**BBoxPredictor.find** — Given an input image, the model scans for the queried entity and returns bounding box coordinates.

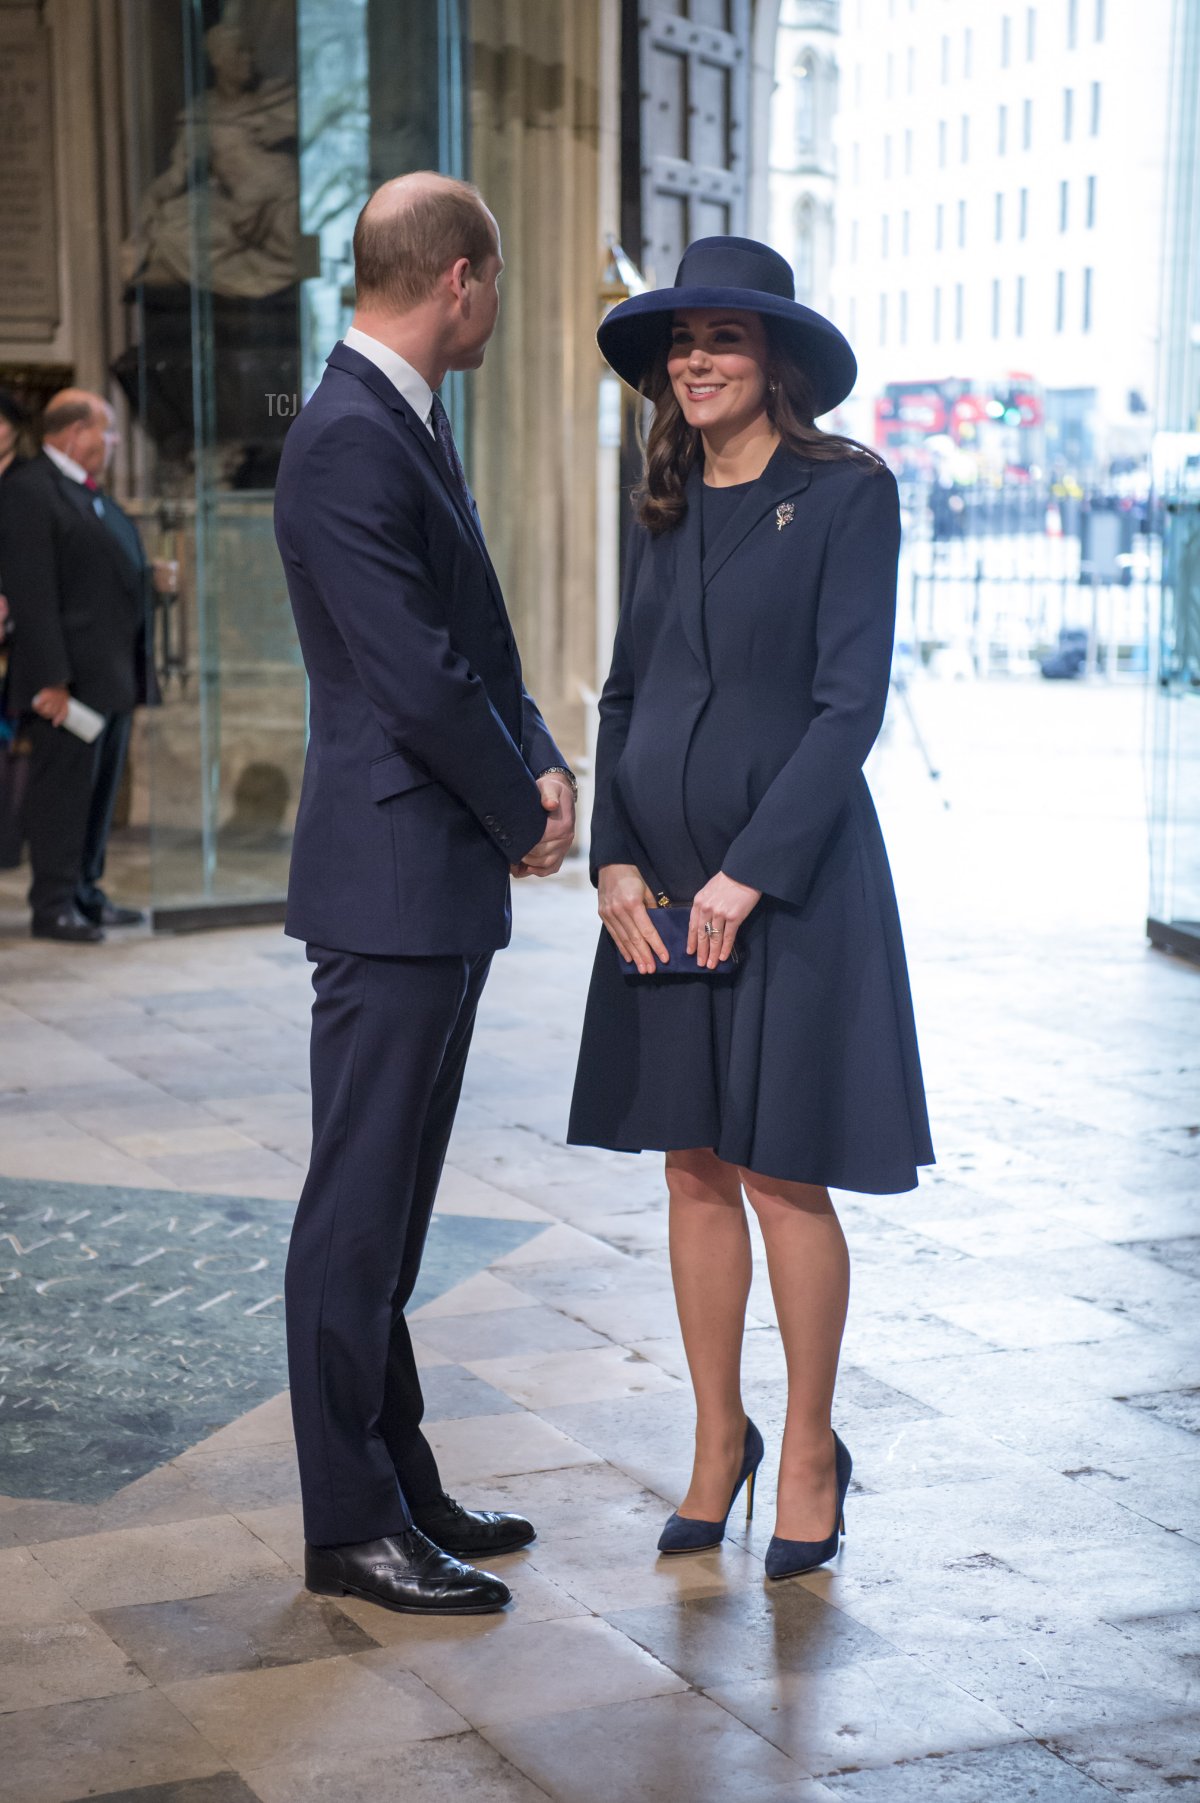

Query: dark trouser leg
[285,946,486,1547]
[378,952,493,1507]
[76,711,132,913]
[25,715,94,918]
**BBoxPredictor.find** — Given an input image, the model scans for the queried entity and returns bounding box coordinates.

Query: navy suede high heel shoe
[657,1418,765,1555]
[764,1430,852,1580]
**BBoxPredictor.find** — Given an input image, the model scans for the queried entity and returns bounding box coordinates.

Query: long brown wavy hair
[632,317,883,536]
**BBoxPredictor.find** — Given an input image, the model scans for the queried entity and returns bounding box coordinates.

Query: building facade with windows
[829,0,1172,473]
[765,0,840,318]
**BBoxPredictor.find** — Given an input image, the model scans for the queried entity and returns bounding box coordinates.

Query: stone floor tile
[607,1581,893,1689]
[30,1516,291,1610]
[410,1304,607,1361]
[171,1445,301,1514]
[244,1727,553,1803]
[0,1465,228,1551]
[0,1545,88,1625]
[418,1362,525,1422]
[491,1221,630,1266]
[709,1652,1022,1775]
[409,1271,541,1319]
[184,1394,295,1458]
[464,1343,682,1410]
[231,1505,304,1576]
[93,1577,377,1683]
[390,1613,685,1727]
[331,1560,586,1644]
[927,1292,1140,1349]
[0,1615,149,1712]
[422,1410,603,1487]
[1042,1713,1200,1800]
[66,1776,263,1803]
[482,1689,828,1803]
[434,1166,555,1222]
[1,1690,229,1803]
[165,1656,466,1770]
[818,1739,1120,1799]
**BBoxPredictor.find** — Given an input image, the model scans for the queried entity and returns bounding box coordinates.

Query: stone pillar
[468,0,605,759]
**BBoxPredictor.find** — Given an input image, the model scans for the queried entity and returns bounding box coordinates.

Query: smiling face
[666,308,771,435]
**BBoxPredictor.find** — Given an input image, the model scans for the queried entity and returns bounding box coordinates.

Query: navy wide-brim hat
[598,235,857,419]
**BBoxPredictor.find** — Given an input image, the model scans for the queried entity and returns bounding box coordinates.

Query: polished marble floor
[0,682,1198,1802]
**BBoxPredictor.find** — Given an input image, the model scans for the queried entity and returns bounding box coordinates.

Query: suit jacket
[0,453,151,718]
[274,341,565,957]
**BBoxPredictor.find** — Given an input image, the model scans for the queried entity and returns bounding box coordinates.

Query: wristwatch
[538,765,578,798]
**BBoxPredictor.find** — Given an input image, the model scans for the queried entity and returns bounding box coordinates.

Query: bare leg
[740,1169,850,1541]
[666,1148,753,1520]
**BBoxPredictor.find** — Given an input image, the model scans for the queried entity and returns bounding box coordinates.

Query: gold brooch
[775,502,795,531]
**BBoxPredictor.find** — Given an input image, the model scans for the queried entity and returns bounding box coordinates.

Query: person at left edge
[0,390,166,943]
[274,172,576,1618]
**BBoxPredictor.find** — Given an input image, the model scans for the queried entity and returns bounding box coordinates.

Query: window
[1059,179,1069,231]
[1055,269,1065,331]
[1015,273,1025,336]
[964,27,973,76]
[1082,266,1093,331]
[854,63,863,105]
[1095,0,1105,40]
[955,282,964,340]
[961,114,970,161]
[998,105,1008,155]
[958,198,967,247]
[941,34,950,82]
[882,214,890,257]
[1001,14,1012,65]
[794,52,816,156]
[904,128,913,175]
[853,142,861,183]
[1019,187,1029,236]
[1086,174,1096,227]
[1026,5,1036,58]
[902,209,911,255]
[886,52,894,98]
[848,297,857,339]
[906,48,916,94]
[933,284,942,342]
[995,192,1004,240]
[1090,81,1101,134]
[1023,97,1033,148]
[935,201,945,250]
[938,120,947,168]
[900,290,909,344]
[794,201,815,300]
[992,278,1001,338]
[850,218,859,260]
[884,135,893,178]
[1064,88,1074,141]
[879,293,888,345]
[1067,0,1078,47]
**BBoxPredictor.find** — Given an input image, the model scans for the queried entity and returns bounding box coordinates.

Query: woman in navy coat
[568,238,933,1579]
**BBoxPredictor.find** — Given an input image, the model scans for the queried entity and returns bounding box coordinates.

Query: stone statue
[122,20,300,299]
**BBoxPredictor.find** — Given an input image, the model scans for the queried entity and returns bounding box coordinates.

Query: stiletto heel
[765,1431,852,1581]
[658,1418,765,1555]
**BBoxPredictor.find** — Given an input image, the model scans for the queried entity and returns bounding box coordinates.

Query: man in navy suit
[275,172,575,1616]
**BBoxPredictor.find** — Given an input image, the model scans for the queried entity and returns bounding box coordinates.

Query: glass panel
[1149,491,1200,953]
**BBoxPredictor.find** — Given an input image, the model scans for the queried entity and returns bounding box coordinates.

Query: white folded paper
[62,699,106,744]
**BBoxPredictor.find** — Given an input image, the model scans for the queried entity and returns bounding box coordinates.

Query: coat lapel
[700,446,813,589]
[324,344,517,657]
[48,460,141,599]
[674,466,708,673]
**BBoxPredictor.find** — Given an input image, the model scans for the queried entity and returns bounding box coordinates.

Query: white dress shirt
[43,443,90,485]
[342,327,435,435]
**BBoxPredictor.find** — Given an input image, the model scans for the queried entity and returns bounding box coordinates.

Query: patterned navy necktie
[428,392,480,531]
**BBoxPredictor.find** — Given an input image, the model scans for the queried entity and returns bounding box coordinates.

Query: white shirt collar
[343,327,435,435]
[44,443,90,485]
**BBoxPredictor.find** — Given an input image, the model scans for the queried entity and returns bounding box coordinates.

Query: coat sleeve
[288,414,547,863]
[722,466,900,907]
[588,519,648,880]
[520,686,568,782]
[0,473,72,698]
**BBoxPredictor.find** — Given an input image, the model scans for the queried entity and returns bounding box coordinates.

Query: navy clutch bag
[616,902,740,979]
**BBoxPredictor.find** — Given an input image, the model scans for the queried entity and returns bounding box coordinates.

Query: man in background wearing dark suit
[0,391,160,943]
[274,173,575,1617]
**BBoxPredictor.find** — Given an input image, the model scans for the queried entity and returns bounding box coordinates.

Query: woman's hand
[598,864,669,976]
[689,871,762,969]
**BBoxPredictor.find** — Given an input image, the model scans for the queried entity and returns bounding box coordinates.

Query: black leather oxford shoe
[304,1528,511,1615]
[410,1491,536,1557]
[31,907,104,944]
[77,897,145,928]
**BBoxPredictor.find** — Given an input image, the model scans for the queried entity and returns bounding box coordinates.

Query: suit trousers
[286,944,492,1547]
[25,715,96,918]
[77,711,132,911]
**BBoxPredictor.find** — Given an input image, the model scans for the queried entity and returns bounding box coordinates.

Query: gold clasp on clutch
[655,892,671,908]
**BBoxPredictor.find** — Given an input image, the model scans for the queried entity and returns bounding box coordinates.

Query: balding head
[42,388,115,480]
[353,173,499,315]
